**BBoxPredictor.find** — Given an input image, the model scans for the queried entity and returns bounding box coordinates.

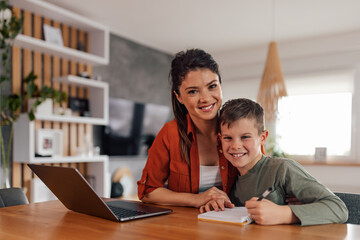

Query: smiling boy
[201,98,348,226]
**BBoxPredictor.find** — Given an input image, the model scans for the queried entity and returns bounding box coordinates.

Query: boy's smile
[220,118,268,176]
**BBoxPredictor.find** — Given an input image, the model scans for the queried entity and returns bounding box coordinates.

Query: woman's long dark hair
[169,49,221,164]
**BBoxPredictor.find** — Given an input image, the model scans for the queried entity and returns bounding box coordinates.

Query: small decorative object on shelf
[93,74,102,81]
[35,129,63,157]
[53,107,72,116]
[28,98,53,115]
[43,24,63,46]
[76,134,95,158]
[314,147,327,163]
[68,97,90,117]
[78,71,90,79]
[77,41,86,52]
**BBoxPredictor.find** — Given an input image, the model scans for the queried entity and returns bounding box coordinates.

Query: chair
[334,192,360,224]
[0,188,29,208]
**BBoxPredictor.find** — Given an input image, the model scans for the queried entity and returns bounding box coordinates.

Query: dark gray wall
[93,34,173,106]
[92,34,173,153]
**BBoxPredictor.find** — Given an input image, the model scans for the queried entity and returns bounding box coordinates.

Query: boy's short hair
[219,98,265,134]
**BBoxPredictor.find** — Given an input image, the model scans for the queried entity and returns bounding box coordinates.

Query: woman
[137,49,238,208]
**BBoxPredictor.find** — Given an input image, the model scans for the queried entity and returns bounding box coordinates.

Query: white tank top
[198,165,222,193]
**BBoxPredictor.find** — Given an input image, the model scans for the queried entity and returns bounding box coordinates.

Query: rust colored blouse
[137,115,238,200]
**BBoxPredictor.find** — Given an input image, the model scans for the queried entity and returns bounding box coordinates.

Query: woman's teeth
[200,104,213,110]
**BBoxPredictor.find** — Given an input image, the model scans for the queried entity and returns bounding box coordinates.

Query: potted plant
[0,0,23,188]
[24,70,67,121]
[0,0,66,188]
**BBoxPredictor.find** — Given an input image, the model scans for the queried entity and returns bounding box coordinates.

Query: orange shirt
[137,115,238,200]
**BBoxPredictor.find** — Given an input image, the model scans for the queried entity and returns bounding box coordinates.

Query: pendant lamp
[257,41,287,121]
[257,0,287,122]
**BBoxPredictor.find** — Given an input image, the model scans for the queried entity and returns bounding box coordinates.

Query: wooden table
[0,200,359,240]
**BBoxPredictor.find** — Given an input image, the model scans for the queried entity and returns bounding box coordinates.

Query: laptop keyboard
[107,205,147,218]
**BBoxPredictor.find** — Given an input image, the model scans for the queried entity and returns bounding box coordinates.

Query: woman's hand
[199,198,234,213]
[245,197,299,225]
[194,187,230,208]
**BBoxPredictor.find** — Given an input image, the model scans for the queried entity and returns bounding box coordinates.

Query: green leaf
[5,94,21,112]
[28,111,35,121]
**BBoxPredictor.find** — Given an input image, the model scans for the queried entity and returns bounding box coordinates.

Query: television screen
[108,98,134,137]
[143,103,171,136]
[101,98,171,156]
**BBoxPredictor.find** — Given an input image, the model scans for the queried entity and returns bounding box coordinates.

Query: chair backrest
[334,192,360,224]
[0,188,29,208]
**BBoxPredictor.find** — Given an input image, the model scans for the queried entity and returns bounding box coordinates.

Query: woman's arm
[142,187,231,208]
[199,198,235,213]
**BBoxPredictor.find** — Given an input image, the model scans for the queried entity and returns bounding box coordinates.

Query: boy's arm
[281,160,348,226]
[245,198,299,225]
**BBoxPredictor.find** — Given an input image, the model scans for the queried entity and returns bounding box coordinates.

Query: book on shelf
[198,207,253,225]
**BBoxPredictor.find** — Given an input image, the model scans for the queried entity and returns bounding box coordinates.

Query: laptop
[28,164,172,222]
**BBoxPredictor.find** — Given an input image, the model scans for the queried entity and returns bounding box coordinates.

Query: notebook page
[198,207,253,225]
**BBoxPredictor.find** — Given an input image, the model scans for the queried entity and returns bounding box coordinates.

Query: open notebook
[198,207,253,225]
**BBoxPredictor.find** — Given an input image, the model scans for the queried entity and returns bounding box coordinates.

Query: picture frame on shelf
[35,129,63,157]
[43,24,64,46]
[314,147,327,162]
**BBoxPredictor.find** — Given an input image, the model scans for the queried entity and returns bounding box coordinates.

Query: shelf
[10,0,109,66]
[31,155,109,164]
[34,114,107,125]
[53,75,108,88]
[14,35,108,65]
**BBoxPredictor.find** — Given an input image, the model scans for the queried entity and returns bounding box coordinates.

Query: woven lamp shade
[257,41,287,121]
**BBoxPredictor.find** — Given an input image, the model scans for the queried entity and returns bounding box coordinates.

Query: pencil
[257,187,273,201]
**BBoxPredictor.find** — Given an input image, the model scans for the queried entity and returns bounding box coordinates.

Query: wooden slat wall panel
[61,24,70,156]
[70,27,77,97]
[33,15,42,92]
[22,9,33,199]
[33,14,42,39]
[77,30,85,98]
[11,7,22,188]
[11,7,92,196]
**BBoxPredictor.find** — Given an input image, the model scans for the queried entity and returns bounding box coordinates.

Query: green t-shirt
[229,155,348,226]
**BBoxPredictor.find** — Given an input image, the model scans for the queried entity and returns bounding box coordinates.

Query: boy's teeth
[233,153,245,157]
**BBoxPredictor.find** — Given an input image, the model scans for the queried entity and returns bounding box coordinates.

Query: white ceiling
[43,0,360,55]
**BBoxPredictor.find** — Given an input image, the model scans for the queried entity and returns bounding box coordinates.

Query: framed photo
[35,129,63,157]
[314,147,327,162]
[43,24,64,46]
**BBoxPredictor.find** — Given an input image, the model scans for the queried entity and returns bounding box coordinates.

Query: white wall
[215,30,360,193]
[303,165,360,194]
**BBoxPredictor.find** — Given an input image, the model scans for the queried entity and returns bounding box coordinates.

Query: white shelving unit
[9,0,109,66]
[10,0,110,198]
